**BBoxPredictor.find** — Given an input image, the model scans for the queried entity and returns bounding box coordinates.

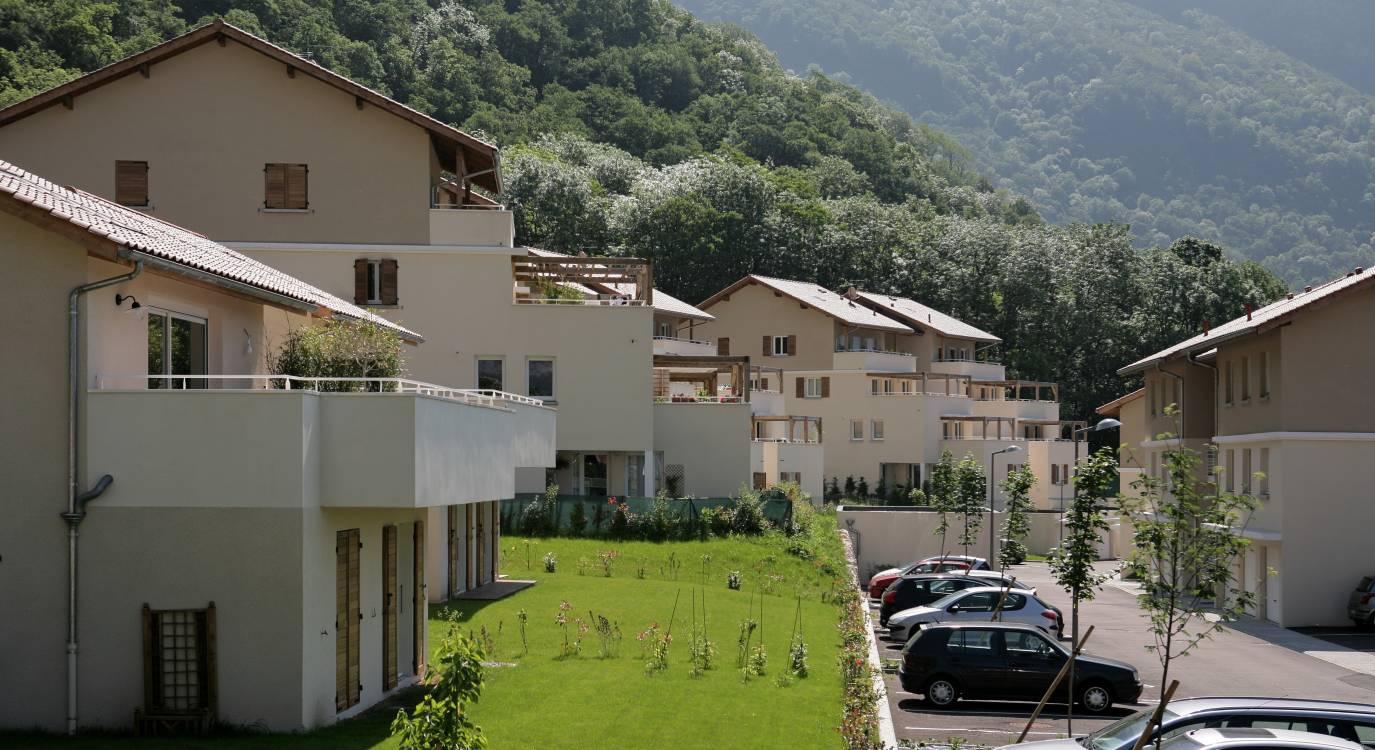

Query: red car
[867,560,971,598]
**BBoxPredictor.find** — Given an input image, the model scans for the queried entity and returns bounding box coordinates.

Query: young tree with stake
[1000,465,1036,567]
[929,450,958,555]
[1048,447,1115,732]
[1123,413,1257,733]
[953,453,986,559]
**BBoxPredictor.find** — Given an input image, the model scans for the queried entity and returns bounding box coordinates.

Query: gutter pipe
[62,259,141,735]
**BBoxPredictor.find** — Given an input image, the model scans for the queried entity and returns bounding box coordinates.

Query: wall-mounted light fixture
[114,293,141,311]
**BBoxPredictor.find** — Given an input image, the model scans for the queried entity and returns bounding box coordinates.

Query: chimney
[1245,303,1253,321]
[1305,285,1313,292]
[1357,266,1366,274]
[1202,319,1210,335]
[1286,293,1294,300]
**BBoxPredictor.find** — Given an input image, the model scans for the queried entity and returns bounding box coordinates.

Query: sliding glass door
[148,309,207,389]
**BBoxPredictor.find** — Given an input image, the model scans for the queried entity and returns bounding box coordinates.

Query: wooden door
[466,504,476,590]
[475,504,485,587]
[335,529,360,711]
[446,505,459,599]
[413,520,426,675]
[382,525,398,691]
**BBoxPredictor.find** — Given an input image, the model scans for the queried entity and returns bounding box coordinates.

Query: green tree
[391,610,487,749]
[952,453,986,558]
[999,465,1036,567]
[268,319,403,389]
[1048,447,1115,731]
[928,450,958,555]
[1123,413,1259,724]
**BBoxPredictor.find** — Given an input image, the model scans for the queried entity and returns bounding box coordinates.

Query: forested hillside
[681,0,1375,285]
[0,0,1285,418]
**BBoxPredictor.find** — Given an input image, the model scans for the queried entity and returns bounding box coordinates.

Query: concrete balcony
[653,336,716,357]
[751,390,785,416]
[930,359,1005,381]
[429,207,515,247]
[833,349,918,372]
[84,379,556,510]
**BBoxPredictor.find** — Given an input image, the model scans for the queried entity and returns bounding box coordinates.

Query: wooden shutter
[380,259,399,305]
[821,377,831,397]
[336,529,360,711]
[475,505,485,587]
[264,164,286,208]
[413,520,426,675]
[761,377,769,390]
[382,525,398,691]
[465,505,476,590]
[489,502,498,582]
[762,336,771,356]
[717,337,730,356]
[286,164,308,209]
[795,377,805,398]
[115,161,148,206]
[753,472,767,490]
[787,334,797,356]
[447,506,459,598]
[354,259,369,304]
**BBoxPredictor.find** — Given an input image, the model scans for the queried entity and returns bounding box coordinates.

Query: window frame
[1241,355,1251,402]
[526,357,555,400]
[771,335,791,356]
[850,419,864,441]
[365,260,383,304]
[475,357,504,392]
[1225,360,1235,404]
[1259,351,1270,398]
[804,376,823,398]
[871,419,885,441]
[146,307,208,390]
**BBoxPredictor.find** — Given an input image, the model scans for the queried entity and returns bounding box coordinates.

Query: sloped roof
[699,275,912,332]
[0,20,499,192]
[0,158,422,341]
[852,291,1000,342]
[1119,269,1374,375]
[1095,388,1144,416]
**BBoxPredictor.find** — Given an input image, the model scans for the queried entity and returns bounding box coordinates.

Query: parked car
[1004,697,1375,750]
[1350,576,1375,629]
[1162,728,1364,750]
[886,586,1061,642]
[879,573,1034,626]
[922,555,992,571]
[868,560,971,598]
[898,622,1140,713]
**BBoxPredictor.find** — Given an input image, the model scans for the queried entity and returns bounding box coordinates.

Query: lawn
[4,514,850,750]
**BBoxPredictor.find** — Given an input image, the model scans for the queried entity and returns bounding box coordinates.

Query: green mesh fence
[499,494,792,535]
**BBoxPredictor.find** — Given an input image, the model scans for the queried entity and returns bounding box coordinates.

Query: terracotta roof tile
[0,159,422,340]
[853,291,999,342]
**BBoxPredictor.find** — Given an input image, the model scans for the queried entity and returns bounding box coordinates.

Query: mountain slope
[680,0,1375,284]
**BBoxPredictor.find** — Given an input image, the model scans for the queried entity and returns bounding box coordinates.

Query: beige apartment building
[697,276,1079,510]
[0,160,553,733]
[0,21,817,539]
[1117,268,1375,627]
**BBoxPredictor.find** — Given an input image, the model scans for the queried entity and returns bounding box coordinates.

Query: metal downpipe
[63,260,141,735]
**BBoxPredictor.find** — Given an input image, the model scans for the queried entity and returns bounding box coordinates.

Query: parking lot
[1294,627,1375,655]
[878,561,1375,747]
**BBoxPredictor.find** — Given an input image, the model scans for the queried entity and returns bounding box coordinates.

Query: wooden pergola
[940,415,1018,440]
[512,255,652,304]
[751,364,784,393]
[866,371,974,396]
[653,354,752,402]
[982,380,1060,402]
[751,415,822,443]
[1017,418,1087,440]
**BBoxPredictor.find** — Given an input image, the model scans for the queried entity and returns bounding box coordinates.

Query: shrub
[543,552,557,573]
[569,500,587,537]
[730,488,770,535]
[391,611,486,749]
[727,570,741,590]
[270,319,403,389]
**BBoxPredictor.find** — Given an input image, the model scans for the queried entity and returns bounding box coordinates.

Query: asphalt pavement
[880,561,1375,747]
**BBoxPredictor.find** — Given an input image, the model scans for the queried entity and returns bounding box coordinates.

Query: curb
[841,528,900,748]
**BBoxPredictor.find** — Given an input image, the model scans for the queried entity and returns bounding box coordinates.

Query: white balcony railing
[833,348,918,373]
[652,335,716,356]
[94,374,552,409]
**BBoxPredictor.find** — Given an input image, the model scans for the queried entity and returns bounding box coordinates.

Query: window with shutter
[335,528,360,711]
[115,161,148,206]
[717,337,730,356]
[763,335,771,357]
[787,334,797,356]
[795,377,805,398]
[264,163,308,209]
[753,472,768,490]
[820,377,830,397]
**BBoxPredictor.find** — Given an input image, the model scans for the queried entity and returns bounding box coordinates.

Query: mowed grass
[440,532,848,749]
[3,518,850,749]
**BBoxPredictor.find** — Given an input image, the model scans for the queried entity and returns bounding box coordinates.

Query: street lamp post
[989,445,1022,570]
